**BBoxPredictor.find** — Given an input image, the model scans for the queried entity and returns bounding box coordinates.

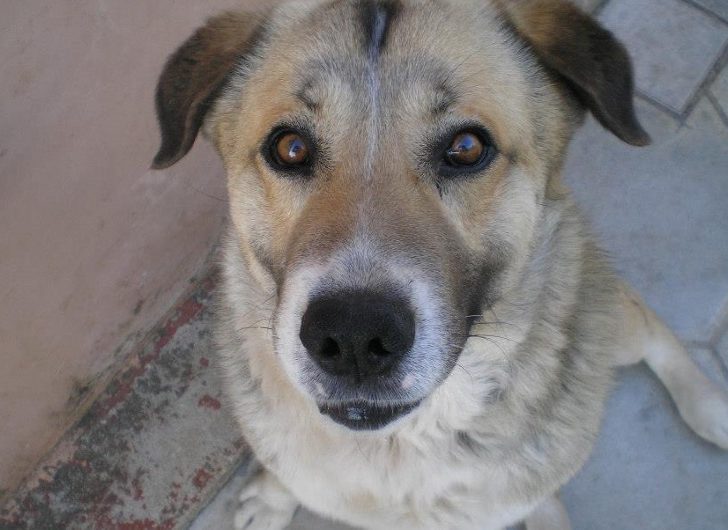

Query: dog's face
[153,0,647,430]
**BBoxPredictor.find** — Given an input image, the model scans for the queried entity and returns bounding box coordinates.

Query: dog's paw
[233,497,295,530]
[678,383,728,450]
[233,472,297,530]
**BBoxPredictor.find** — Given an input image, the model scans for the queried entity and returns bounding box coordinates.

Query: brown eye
[445,132,484,166]
[274,132,309,166]
[437,127,497,178]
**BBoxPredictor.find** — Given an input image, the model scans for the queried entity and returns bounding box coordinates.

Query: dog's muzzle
[299,289,419,429]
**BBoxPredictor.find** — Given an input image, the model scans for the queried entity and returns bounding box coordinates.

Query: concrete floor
[191,0,728,528]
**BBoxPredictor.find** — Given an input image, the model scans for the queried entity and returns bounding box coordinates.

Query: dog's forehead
[270,0,524,111]
[220,0,536,173]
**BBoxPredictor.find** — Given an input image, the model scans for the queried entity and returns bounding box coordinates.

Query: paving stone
[287,509,358,530]
[564,98,728,342]
[719,329,728,368]
[600,0,728,113]
[692,0,728,22]
[710,63,728,115]
[563,353,728,530]
[690,345,728,389]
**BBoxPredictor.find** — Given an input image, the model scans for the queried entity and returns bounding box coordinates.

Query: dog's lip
[318,400,422,431]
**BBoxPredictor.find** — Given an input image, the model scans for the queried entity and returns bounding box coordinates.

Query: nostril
[367,337,391,357]
[319,337,341,358]
[301,291,415,377]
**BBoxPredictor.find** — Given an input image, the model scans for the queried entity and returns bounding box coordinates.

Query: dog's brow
[431,83,458,116]
[295,80,319,112]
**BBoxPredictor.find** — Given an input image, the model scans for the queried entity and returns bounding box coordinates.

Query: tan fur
[151,1,728,528]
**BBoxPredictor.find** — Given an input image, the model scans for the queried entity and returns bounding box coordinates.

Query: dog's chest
[258,413,533,530]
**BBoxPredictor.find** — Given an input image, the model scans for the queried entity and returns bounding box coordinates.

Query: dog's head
[153,0,647,431]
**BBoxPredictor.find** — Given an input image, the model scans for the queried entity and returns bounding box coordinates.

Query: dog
[151,1,728,528]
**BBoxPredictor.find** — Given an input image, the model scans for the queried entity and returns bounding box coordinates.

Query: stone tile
[719,329,728,368]
[563,98,728,342]
[288,510,356,530]
[600,0,727,112]
[710,63,728,115]
[690,345,728,389]
[692,0,728,22]
[563,354,728,530]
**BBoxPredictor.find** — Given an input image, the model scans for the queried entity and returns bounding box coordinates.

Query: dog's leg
[524,495,571,530]
[234,467,298,530]
[616,282,728,449]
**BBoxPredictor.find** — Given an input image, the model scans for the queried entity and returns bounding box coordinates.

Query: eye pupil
[446,132,484,166]
[275,132,309,165]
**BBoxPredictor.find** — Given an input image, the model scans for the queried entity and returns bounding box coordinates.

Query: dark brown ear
[151,11,268,169]
[496,0,650,146]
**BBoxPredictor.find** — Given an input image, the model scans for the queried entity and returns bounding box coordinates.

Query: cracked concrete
[0,274,250,529]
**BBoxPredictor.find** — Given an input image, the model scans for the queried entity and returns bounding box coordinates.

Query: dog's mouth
[318,400,422,430]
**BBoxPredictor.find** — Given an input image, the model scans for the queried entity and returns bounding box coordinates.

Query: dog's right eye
[265,128,313,174]
[429,125,498,180]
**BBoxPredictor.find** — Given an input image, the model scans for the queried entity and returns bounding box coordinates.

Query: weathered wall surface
[0,0,263,494]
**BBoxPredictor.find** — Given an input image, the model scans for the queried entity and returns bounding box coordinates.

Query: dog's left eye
[274,131,309,165]
[446,132,484,166]
[438,128,497,177]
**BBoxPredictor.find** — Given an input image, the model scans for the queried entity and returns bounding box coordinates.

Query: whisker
[455,362,474,384]
[468,333,518,344]
[236,325,273,332]
[470,319,521,330]
[466,334,507,356]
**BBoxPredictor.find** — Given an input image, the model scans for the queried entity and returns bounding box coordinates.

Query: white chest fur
[231,332,535,530]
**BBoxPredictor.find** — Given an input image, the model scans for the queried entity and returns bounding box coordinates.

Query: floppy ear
[152,11,268,169]
[496,0,650,146]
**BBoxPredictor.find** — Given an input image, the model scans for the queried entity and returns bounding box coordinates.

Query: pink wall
[0,0,263,494]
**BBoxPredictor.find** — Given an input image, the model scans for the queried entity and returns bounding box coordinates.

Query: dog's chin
[318,400,422,431]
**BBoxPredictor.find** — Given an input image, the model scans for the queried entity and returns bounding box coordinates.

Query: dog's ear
[496,0,650,146]
[152,11,268,169]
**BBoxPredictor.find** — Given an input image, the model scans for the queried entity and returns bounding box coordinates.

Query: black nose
[299,291,415,379]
